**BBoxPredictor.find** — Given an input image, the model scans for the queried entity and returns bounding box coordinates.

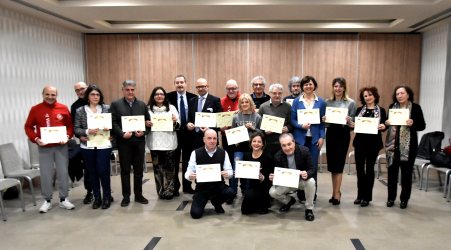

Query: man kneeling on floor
[185,129,234,219]
[269,133,316,221]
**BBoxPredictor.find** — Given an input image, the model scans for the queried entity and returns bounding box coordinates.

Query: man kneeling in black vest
[185,129,234,219]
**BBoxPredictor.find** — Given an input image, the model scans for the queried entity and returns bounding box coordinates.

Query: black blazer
[187,93,222,124]
[167,91,196,128]
[273,145,316,179]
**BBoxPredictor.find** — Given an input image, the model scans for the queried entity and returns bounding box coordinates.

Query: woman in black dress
[241,131,274,215]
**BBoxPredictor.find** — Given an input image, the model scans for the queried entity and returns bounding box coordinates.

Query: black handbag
[430,150,451,168]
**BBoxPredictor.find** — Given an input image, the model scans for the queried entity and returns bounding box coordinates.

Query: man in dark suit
[167,75,197,195]
[186,78,222,149]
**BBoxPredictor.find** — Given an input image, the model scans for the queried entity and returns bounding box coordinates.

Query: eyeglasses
[226,88,238,91]
[89,93,100,96]
[196,85,208,89]
[252,83,264,86]
[75,88,86,93]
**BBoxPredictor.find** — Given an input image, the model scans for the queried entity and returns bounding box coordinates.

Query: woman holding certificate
[146,87,180,200]
[324,77,356,205]
[230,93,262,201]
[385,86,425,209]
[74,85,113,209]
[290,76,326,201]
[241,132,274,214]
[350,86,386,207]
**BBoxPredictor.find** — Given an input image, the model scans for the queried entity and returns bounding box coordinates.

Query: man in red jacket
[24,86,75,213]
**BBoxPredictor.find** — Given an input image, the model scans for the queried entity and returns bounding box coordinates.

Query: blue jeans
[230,151,244,195]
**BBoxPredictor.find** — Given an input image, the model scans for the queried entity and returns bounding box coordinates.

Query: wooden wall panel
[193,34,248,98]
[139,34,193,101]
[85,34,140,103]
[358,33,422,109]
[248,34,302,96]
[303,34,359,100]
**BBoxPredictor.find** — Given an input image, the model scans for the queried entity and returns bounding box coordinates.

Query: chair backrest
[417,131,445,159]
[27,140,39,169]
[0,143,30,175]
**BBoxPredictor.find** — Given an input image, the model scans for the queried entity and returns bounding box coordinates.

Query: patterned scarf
[386,102,412,166]
[357,104,380,119]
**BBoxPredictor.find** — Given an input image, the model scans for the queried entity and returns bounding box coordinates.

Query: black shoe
[354,199,361,205]
[360,200,369,207]
[332,198,340,205]
[83,193,93,204]
[386,200,394,207]
[120,197,130,207]
[258,208,269,214]
[329,197,334,203]
[102,198,111,209]
[173,191,180,197]
[305,209,315,221]
[214,205,225,213]
[226,198,234,205]
[110,196,114,202]
[400,201,408,209]
[135,195,149,204]
[92,198,102,209]
[279,197,296,212]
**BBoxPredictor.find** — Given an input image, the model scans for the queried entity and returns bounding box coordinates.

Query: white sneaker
[39,201,52,213]
[59,198,75,210]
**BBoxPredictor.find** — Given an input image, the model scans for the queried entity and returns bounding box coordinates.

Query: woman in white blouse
[146,87,180,200]
[74,85,112,209]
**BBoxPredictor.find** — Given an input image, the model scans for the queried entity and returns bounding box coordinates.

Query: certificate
[235,161,260,179]
[40,126,67,144]
[121,115,145,132]
[196,164,221,183]
[225,126,250,145]
[151,114,173,132]
[216,112,234,128]
[297,108,320,124]
[285,99,294,106]
[260,114,285,134]
[87,130,111,148]
[195,112,217,128]
[87,113,112,129]
[388,109,409,126]
[354,117,379,135]
[325,107,347,125]
[272,167,300,188]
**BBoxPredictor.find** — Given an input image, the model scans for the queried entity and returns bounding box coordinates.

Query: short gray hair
[288,76,302,90]
[279,132,294,142]
[122,80,136,88]
[251,75,267,85]
[269,83,284,92]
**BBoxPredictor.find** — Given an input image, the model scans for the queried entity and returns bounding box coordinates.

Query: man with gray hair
[283,76,302,102]
[258,83,292,155]
[269,133,316,221]
[110,80,151,207]
[250,75,270,108]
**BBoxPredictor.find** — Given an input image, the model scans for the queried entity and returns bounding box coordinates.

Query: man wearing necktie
[167,75,197,194]
[187,78,222,150]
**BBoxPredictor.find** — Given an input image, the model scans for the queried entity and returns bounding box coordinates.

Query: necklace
[252,150,263,159]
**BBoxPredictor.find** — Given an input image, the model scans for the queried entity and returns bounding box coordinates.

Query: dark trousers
[388,160,413,202]
[355,147,379,201]
[81,148,112,200]
[151,150,176,198]
[190,183,234,219]
[174,131,194,193]
[117,140,145,198]
[241,180,271,214]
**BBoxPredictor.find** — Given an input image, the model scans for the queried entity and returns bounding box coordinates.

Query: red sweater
[24,101,74,147]
[220,92,241,112]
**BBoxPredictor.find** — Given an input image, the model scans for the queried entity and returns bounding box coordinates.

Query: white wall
[419,21,451,145]
[0,7,85,163]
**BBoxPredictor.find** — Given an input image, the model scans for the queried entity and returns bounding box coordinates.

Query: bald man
[185,129,234,219]
[25,86,75,213]
[70,81,93,204]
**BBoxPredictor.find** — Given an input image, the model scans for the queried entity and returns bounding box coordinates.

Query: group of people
[23,74,426,221]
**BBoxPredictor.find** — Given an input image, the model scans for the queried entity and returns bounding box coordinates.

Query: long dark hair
[83,84,104,105]
[147,86,169,111]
